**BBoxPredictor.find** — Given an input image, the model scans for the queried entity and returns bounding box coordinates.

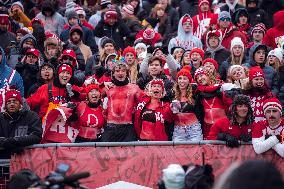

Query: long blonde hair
[128,60,138,83]
[173,82,195,105]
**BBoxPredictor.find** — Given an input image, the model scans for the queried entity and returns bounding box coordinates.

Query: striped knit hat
[122,4,134,15]
[263,98,282,114]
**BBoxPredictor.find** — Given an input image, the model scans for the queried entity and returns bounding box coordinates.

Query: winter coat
[0,30,16,52]
[85,54,99,77]
[168,15,202,53]
[0,109,42,159]
[277,66,284,111]
[76,41,92,64]
[164,5,179,36]
[15,61,39,98]
[124,17,143,47]
[263,10,284,49]
[221,26,247,50]
[135,95,173,141]
[247,7,269,28]
[243,44,279,95]
[0,47,24,96]
[204,48,230,73]
[35,1,65,36]
[179,0,199,18]
[93,17,131,50]
[260,0,284,28]
[220,2,245,16]
[60,24,97,54]
[208,117,252,140]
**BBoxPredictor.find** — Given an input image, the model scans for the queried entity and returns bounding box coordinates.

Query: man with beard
[101,58,142,142]
[208,95,255,148]
[69,25,92,64]
[0,89,42,159]
[0,14,16,51]
[252,98,284,157]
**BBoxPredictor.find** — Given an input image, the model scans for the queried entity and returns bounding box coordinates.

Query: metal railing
[0,160,10,189]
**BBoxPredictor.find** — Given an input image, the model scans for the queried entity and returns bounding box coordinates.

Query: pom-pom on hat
[176,66,192,81]
[5,89,22,104]
[263,98,282,114]
[249,66,264,80]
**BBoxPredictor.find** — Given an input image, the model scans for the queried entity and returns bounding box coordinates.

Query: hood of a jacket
[41,0,55,17]
[273,10,284,30]
[177,14,193,39]
[232,8,249,25]
[248,44,268,67]
[197,0,211,16]
[0,47,7,74]
[226,0,238,10]
[19,34,37,50]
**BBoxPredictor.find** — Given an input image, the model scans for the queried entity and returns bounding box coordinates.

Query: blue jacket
[243,44,278,95]
[0,47,24,96]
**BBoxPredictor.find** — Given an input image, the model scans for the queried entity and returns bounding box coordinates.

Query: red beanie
[85,84,101,94]
[58,64,73,75]
[210,14,218,25]
[263,98,282,114]
[26,48,40,58]
[199,0,210,6]
[5,89,22,104]
[123,46,136,57]
[189,47,205,60]
[150,79,164,91]
[202,58,218,71]
[182,15,193,25]
[249,66,264,80]
[0,14,10,25]
[176,66,192,81]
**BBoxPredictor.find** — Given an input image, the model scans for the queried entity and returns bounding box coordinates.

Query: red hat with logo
[58,64,73,75]
[123,46,136,57]
[182,15,193,25]
[104,6,117,22]
[189,47,205,60]
[26,48,40,58]
[249,66,264,80]
[5,89,22,104]
[202,58,218,71]
[150,79,165,91]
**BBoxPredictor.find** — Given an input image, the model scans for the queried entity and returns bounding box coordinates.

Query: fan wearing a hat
[74,84,105,142]
[0,89,42,159]
[0,14,16,51]
[15,48,40,98]
[27,63,82,120]
[100,57,143,142]
[93,5,131,49]
[248,23,266,49]
[252,98,284,157]
[9,1,31,28]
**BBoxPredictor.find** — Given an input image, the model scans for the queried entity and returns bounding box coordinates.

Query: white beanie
[162,164,185,189]
[11,1,24,11]
[268,48,283,62]
[135,42,147,51]
[230,37,244,51]
[228,65,245,75]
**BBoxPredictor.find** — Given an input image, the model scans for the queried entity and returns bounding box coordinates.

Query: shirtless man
[101,59,142,142]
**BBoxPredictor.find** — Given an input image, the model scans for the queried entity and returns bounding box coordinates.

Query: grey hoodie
[168,14,203,54]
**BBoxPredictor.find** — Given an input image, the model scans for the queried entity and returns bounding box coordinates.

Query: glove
[0,137,17,149]
[217,132,227,141]
[66,102,77,110]
[239,133,252,142]
[225,134,240,148]
[276,135,284,143]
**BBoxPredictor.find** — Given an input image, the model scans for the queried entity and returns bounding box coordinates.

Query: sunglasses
[63,56,73,61]
[220,17,231,22]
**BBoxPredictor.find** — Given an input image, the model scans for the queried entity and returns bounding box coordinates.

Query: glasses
[219,17,231,22]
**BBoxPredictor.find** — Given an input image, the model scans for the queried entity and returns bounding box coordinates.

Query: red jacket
[263,10,284,48]
[208,117,253,140]
[220,25,247,49]
[135,95,173,141]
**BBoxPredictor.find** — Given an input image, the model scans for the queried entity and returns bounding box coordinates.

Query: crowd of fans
[0,0,284,159]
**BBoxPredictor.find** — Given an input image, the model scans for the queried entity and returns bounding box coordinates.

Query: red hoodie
[263,10,284,48]
[192,0,216,39]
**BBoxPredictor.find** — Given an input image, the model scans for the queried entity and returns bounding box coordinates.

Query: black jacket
[179,0,199,17]
[204,48,231,73]
[94,17,131,50]
[247,7,269,28]
[15,62,39,98]
[0,110,42,159]
[124,18,142,47]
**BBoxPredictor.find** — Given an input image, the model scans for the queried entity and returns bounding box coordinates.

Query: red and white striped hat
[122,4,134,15]
[74,6,86,16]
[263,98,282,114]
